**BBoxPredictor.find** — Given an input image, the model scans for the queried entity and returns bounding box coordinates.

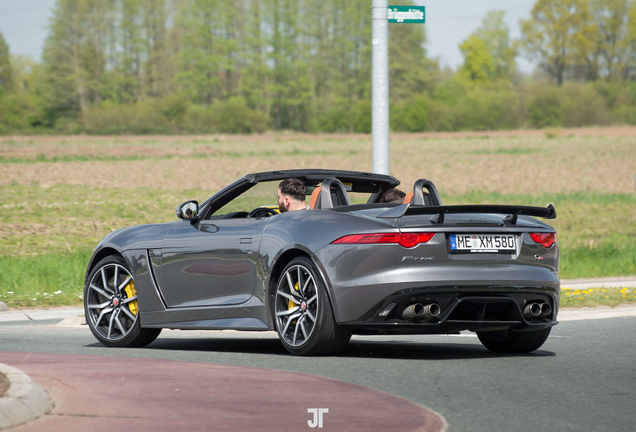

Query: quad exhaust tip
[401,303,441,322]
[523,302,552,320]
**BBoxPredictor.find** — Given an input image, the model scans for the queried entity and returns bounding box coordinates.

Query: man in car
[278,178,308,212]
[378,188,406,204]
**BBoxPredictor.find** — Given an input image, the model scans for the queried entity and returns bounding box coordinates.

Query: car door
[156,218,268,308]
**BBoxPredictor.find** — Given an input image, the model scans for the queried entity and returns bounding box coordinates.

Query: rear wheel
[84,255,161,347]
[477,328,551,353]
[274,256,351,356]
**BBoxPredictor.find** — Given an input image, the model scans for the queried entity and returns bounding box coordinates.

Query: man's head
[278,178,307,212]
[378,188,406,204]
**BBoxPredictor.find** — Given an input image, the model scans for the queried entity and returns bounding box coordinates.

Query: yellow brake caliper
[124,281,139,315]
[289,281,299,323]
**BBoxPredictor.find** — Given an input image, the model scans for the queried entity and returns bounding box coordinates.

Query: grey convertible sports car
[84,169,560,355]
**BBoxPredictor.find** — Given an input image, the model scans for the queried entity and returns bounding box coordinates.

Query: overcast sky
[0,0,537,72]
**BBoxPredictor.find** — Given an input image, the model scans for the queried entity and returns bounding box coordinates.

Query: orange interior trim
[309,187,322,209]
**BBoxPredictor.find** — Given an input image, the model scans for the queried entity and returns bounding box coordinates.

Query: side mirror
[177,200,199,220]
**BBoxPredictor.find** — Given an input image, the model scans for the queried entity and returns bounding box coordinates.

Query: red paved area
[0,352,446,432]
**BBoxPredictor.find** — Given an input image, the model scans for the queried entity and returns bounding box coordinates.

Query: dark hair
[279,178,306,202]
[378,188,406,204]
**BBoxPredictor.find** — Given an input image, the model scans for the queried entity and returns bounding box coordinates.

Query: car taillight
[333,232,435,248]
[529,232,557,248]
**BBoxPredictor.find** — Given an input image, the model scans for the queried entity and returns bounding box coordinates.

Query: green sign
[388,5,425,24]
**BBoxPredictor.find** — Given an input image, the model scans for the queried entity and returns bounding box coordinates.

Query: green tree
[586,0,635,81]
[520,0,597,85]
[459,34,495,83]
[305,0,372,131]
[31,0,440,133]
[42,0,116,115]
[0,32,12,90]
[112,0,145,103]
[177,0,239,104]
[239,0,270,112]
[141,0,170,97]
[389,6,435,102]
[472,11,517,79]
[265,0,312,130]
[628,2,636,80]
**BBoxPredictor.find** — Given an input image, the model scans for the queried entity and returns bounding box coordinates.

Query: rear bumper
[338,287,559,335]
[315,241,560,323]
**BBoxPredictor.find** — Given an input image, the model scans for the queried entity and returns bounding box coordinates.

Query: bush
[561,83,610,127]
[82,101,171,134]
[391,95,431,132]
[609,82,636,125]
[525,83,566,128]
[0,91,45,133]
[158,94,189,123]
[210,97,271,134]
[423,79,524,131]
[459,82,524,130]
[313,97,355,132]
[80,96,270,134]
[525,82,612,129]
[352,99,372,133]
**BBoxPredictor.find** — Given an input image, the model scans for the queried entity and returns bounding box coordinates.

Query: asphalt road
[1,316,634,432]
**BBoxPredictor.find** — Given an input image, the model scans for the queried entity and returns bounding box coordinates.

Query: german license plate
[450,234,517,253]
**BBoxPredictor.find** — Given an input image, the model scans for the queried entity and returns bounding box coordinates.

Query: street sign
[387,6,425,24]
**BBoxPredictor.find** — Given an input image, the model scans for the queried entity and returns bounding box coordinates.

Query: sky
[0,0,537,72]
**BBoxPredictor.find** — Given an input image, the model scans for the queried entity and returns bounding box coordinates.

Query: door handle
[239,238,253,244]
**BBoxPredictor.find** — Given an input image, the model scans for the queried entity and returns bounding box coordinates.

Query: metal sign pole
[371,0,389,175]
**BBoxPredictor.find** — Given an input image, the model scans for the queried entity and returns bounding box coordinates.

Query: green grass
[0,184,207,257]
[447,191,636,279]
[560,286,636,308]
[560,244,636,279]
[0,249,91,308]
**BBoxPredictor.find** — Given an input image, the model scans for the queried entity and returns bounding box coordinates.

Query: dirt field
[1,127,635,196]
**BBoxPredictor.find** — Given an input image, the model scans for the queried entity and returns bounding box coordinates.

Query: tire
[477,327,551,353]
[84,255,161,348]
[273,256,351,356]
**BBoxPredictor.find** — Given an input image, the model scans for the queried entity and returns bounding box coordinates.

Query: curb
[0,308,84,323]
[558,304,636,321]
[0,364,51,430]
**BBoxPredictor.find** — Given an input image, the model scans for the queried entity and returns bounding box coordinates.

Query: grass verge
[0,249,90,308]
[560,286,636,308]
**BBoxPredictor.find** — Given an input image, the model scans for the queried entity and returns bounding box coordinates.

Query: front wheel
[477,328,551,353]
[84,255,161,347]
[273,256,351,356]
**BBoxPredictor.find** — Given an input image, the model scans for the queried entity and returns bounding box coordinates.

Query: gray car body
[85,169,560,336]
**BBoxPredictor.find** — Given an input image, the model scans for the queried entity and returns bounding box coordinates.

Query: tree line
[1,0,636,134]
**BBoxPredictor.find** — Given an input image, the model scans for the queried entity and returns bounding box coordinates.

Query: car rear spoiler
[377,203,557,224]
